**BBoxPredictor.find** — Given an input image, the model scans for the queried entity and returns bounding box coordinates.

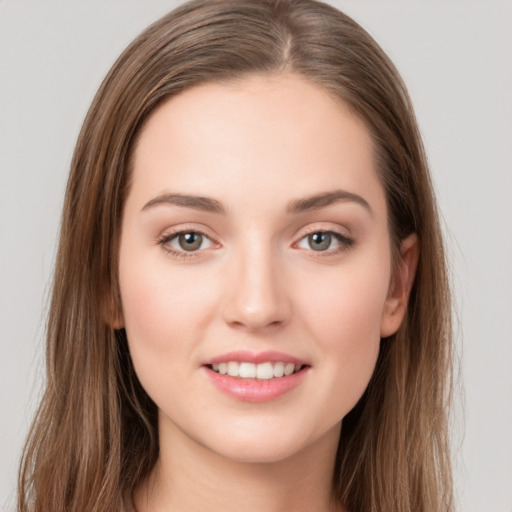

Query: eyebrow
[142,193,225,214]
[141,189,372,216]
[286,190,373,215]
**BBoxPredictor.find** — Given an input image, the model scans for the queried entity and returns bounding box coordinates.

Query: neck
[133,417,345,512]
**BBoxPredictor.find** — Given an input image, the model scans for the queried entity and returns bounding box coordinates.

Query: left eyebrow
[286,189,373,216]
[141,189,372,216]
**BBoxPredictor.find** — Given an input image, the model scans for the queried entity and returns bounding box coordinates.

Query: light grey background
[1,1,511,511]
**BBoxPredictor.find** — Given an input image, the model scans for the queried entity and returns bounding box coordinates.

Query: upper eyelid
[301,228,351,239]
[294,224,353,241]
[157,230,217,258]
[159,230,217,246]
[294,229,353,246]
[156,224,353,247]
[157,224,217,241]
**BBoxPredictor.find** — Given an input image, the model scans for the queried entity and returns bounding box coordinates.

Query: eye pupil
[179,232,202,251]
[309,232,331,251]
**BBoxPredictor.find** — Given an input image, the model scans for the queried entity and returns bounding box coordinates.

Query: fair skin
[117,73,418,512]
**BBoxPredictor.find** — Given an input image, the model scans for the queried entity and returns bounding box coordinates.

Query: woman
[17,0,454,511]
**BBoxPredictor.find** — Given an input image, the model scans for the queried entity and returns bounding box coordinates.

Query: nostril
[227,317,285,333]
[221,265,292,331]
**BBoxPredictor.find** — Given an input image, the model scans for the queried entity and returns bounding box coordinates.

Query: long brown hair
[18,1,454,511]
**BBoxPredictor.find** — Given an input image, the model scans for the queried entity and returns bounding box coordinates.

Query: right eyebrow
[141,193,226,214]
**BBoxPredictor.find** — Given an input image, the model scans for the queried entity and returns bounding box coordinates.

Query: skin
[117,73,418,512]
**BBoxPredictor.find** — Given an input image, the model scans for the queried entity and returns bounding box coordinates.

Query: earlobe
[380,233,419,338]
[101,292,125,330]
[108,309,125,330]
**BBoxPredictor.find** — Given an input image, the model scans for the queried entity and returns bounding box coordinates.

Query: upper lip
[202,350,308,366]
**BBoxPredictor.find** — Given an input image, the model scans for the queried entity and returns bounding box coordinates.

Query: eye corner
[157,228,220,259]
[294,229,355,255]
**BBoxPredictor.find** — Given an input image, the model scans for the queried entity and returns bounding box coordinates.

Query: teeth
[256,362,273,380]
[210,361,304,379]
[273,362,284,378]
[284,363,295,376]
[227,361,239,377]
[239,362,256,378]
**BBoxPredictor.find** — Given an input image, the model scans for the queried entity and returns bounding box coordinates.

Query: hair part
[18,1,454,511]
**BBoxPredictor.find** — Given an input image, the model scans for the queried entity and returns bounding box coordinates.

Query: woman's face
[118,74,411,463]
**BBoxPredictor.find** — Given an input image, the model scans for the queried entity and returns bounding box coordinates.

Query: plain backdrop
[1,1,511,511]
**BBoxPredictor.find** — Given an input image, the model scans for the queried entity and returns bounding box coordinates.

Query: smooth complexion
[117,74,418,512]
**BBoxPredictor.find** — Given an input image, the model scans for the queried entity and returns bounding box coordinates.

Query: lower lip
[203,366,309,402]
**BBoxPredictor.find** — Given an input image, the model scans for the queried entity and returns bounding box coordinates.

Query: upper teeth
[211,361,302,380]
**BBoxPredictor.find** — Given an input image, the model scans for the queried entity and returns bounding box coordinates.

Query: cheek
[118,253,218,380]
[301,257,390,343]
[118,269,212,423]
[296,257,390,409]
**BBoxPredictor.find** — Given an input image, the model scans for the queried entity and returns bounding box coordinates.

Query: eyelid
[292,225,355,254]
[156,223,354,258]
[169,232,213,251]
[298,223,352,237]
[156,225,221,258]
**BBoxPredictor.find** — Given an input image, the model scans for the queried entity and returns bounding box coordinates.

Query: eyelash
[296,229,355,256]
[157,229,354,259]
[157,229,216,259]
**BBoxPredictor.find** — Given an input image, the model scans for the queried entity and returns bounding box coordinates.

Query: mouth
[207,361,306,380]
[202,351,310,402]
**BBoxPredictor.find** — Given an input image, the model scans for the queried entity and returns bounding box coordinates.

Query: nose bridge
[223,232,290,331]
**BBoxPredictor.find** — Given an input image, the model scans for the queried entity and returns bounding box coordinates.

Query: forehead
[129,73,385,216]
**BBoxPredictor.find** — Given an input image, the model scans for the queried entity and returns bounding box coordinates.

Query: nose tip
[228,304,285,332]
[222,256,291,333]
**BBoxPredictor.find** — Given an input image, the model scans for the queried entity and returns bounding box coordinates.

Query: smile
[209,361,303,380]
[203,351,310,402]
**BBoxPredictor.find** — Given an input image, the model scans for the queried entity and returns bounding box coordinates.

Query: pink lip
[202,351,310,403]
[202,350,307,366]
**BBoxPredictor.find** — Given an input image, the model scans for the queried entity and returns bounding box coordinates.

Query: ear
[380,233,419,338]
[108,307,125,330]
[101,290,125,330]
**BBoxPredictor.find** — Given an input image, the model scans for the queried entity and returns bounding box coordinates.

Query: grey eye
[175,232,205,251]
[296,230,352,253]
[307,232,332,251]
[159,230,215,256]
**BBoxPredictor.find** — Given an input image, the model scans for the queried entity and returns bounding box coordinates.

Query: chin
[209,441,308,464]
[198,418,339,465]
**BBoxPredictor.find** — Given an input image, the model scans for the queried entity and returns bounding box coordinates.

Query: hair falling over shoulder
[18,1,454,511]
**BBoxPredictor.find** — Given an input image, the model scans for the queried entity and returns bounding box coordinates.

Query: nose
[222,242,291,333]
